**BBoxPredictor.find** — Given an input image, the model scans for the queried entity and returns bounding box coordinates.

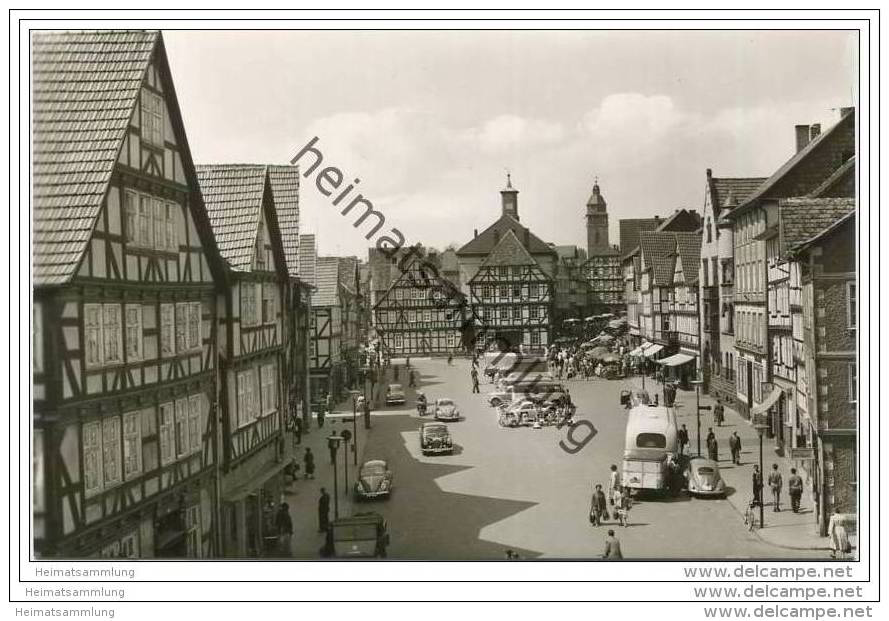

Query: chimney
[809,123,821,141]
[706,168,712,180]
[840,106,854,118]
[474,228,478,238]
[795,125,811,152]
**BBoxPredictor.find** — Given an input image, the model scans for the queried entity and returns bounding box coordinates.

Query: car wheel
[491,398,501,407]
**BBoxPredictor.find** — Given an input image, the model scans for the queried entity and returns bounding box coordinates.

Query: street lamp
[690,378,704,457]
[349,389,362,466]
[327,434,342,519]
[753,413,769,529]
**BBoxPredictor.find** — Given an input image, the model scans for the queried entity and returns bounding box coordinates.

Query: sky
[164,29,857,258]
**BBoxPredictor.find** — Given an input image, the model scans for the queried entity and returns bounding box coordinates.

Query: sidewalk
[278,391,374,558]
[627,375,831,552]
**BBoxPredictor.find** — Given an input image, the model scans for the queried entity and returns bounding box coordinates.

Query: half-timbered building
[309,256,346,404]
[195,164,294,558]
[372,257,467,356]
[32,31,223,558]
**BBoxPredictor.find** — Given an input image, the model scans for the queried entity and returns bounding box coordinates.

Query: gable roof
[457,214,554,257]
[298,234,317,287]
[673,232,703,286]
[791,210,855,254]
[196,164,269,272]
[656,209,702,233]
[268,165,300,279]
[640,231,701,287]
[619,218,661,258]
[709,176,768,217]
[478,229,539,269]
[810,156,855,198]
[733,111,855,216]
[778,197,856,254]
[314,257,341,308]
[32,30,160,285]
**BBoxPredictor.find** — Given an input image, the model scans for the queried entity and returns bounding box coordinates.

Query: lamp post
[349,389,361,466]
[690,378,704,457]
[327,434,342,519]
[753,414,769,529]
[340,428,352,497]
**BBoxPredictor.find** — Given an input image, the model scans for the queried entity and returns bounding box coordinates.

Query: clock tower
[586,179,609,257]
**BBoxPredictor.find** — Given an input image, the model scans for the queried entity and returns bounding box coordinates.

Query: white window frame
[175,303,188,353]
[261,363,277,415]
[102,305,122,365]
[141,88,165,147]
[125,304,144,362]
[188,394,203,453]
[262,283,276,325]
[102,417,122,488]
[159,402,175,466]
[241,283,259,327]
[187,302,201,350]
[125,191,139,245]
[138,195,154,249]
[165,202,178,251]
[122,411,143,480]
[185,505,202,559]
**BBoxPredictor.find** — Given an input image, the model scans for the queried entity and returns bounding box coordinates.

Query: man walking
[276,502,293,556]
[590,484,608,527]
[729,431,742,465]
[788,467,804,513]
[608,464,622,507]
[678,424,689,456]
[752,464,763,507]
[706,428,717,461]
[318,488,331,532]
[603,530,623,559]
[303,447,315,480]
[768,463,783,512]
[713,401,725,426]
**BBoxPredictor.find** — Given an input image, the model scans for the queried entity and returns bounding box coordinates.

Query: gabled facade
[552,245,591,324]
[196,164,293,558]
[699,171,766,402]
[467,230,554,352]
[373,258,467,356]
[32,31,222,558]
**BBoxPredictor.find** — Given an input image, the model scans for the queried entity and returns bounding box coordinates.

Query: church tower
[586,179,609,256]
[501,173,519,220]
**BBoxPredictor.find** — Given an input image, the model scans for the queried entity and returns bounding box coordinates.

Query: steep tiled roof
[298,234,317,286]
[710,177,767,216]
[810,156,855,198]
[619,218,661,258]
[778,198,856,253]
[673,232,703,286]
[478,229,539,269]
[792,211,855,254]
[32,30,159,285]
[735,111,855,215]
[656,209,702,233]
[639,232,676,286]
[268,165,300,278]
[196,164,267,271]
[457,214,554,256]
[314,257,341,308]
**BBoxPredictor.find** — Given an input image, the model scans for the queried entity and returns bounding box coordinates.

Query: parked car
[386,383,406,405]
[433,398,460,421]
[685,457,726,497]
[354,459,393,500]
[419,422,453,455]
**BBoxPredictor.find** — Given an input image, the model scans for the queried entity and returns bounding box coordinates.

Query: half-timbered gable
[372,259,467,356]
[309,257,343,402]
[32,31,222,558]
[467,229,553,352]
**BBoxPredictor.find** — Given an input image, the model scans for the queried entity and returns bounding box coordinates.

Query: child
[616,487,632,528]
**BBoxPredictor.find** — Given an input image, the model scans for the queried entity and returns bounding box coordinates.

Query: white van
[622,403,679,492]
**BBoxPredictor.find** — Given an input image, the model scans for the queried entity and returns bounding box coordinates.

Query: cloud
[461,114,565,152]
[581,93,689,148]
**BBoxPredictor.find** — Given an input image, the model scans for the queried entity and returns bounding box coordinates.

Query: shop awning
[750,387,783,416]
[657,353,695,367]
[628,342,652,357]
[643,344,664,358]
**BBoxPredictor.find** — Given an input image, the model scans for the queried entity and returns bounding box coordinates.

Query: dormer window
[140,89,164,147]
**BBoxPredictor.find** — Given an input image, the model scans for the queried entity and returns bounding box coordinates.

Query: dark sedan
[354,459,393,500]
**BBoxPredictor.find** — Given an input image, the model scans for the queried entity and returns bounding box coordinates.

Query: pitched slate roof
[268,165,300,278]
[710,177,768,216]
[619,218,661,258]
[734,111,855,215]
[778,198,856,254]
[314,257,341,308]
[791,211,855,254]
[457,214,554,257]
[478,229,539,269]
[640,231,702,287]
[32,30,160,285]
[298,234,317,287]
[196,164,268,272]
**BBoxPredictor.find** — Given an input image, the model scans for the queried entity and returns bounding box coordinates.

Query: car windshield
[696,466,715,475]
[423,426,448,438]
[389,384,402,391]
[437,399,454,406]
[362,462,387,474]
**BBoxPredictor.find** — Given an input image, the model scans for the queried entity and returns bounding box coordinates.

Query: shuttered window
[165,202,178,251]
[141,89,164,147]
[122,411,142,480]
[261,363,277,415]
[175,303,188,352]
[102,417,122,487]
[102,305,122,364]
[188,302,201,350]
[160,304,175,356]
[125,191,138,244]
[138,195,154,249]
[159,402,175,465]
[188,395,202,453]
[83,422,103,496]
[175,398,189,458]
[125,305,143,361]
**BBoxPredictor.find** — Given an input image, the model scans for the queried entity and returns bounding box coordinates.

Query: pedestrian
[768,463,783,512]
[590,484,608,527]
[603,529,623,559]
[752,464,763,507]
[678,424,689,456]
[318,488,331,532]
[608,464,622,506]
[276,502,293,555]
[293,413,303,445]
[664,382,676,407]
[406,357,411,368]
[788,467,804,513]
[447,353,453,365]
[362,397,372,429]
[706,427,716,454]
[303,447,315,479]
[328,432,339,465]
[708,436,719,462]
[729,431,742,465]
[472,375,480,394]
[714,401,725,426]
[615,487,632,527]
[409,369,416,388]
